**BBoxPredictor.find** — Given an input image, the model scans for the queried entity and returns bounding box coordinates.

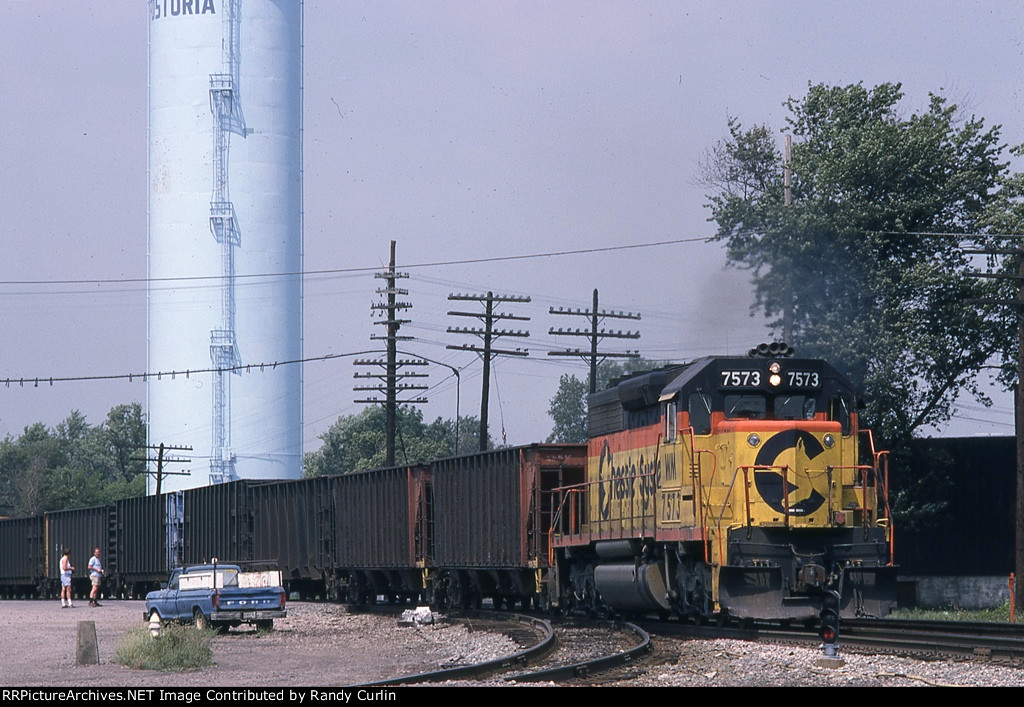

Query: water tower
[147,0,303,492]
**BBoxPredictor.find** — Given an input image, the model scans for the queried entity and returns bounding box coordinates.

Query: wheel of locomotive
[585,578,604,618]
[194,608,210,631]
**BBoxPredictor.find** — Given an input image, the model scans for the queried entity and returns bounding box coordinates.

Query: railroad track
[504,620,651,684]
[640,616,1024,666]
[358,612,651,685]
[840,618,1024,664]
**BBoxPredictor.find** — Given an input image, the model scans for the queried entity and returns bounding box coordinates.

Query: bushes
[114,624,214,672]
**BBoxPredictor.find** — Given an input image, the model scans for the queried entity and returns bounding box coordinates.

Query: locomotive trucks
[145,563,287,631]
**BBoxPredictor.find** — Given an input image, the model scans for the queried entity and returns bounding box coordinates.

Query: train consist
[0,347,896,621]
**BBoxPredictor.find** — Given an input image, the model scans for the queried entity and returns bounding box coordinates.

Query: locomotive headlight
[768,362,781,374]
[768,361,782,387]
[747,433,761,447]
[823,434,835,448]
[769,373,782,386]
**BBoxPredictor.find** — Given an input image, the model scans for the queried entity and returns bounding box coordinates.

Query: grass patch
[114,624,215,671]
[891,602,1012,623]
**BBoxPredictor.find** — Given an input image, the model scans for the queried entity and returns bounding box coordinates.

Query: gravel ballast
[2,600,1022,687]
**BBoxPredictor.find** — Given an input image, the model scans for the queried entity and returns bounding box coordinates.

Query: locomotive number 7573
[720,370,761,387]
[787,371,820,388]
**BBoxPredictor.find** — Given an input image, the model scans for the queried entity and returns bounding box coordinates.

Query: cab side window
[689,392,712,435]
[830,395,852,435]
[664,401,677,442]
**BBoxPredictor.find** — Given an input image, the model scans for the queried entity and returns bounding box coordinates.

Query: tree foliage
[546,359,666,443]
[702,82,1011,443]
[546,374,589,443]
[304,405,491,477]
[977,143,1024,387]
[0,403,147,516]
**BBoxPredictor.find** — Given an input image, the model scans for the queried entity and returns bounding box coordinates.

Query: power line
[0,350,384,388]
[0,236,709,288]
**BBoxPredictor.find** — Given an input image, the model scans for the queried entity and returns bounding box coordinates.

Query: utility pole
[548,288,641,394]
[134,443,192,496]
[354,240,427,467]
[447,291,530,450]
[783,133,794,344]
[966,243,1024,617]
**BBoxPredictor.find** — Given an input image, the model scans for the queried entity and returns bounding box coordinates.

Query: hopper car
[0,346,895,622]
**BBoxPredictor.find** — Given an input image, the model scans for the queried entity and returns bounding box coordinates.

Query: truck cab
[145,563,287,631]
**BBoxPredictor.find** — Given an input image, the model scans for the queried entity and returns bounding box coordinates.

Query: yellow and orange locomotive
[550,344,895,621]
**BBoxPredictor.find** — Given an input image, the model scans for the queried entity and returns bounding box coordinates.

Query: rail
[356,612,555,686]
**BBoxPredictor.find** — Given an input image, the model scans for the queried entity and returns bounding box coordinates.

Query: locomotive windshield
[723,394,816,420]
[724,394,766,419]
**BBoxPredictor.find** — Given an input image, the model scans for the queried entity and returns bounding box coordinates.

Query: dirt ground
[0,600,516,687]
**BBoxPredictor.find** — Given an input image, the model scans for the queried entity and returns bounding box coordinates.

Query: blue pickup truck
[145,564,287,631]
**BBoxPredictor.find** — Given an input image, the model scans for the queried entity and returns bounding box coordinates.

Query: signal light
[819,589,841,644]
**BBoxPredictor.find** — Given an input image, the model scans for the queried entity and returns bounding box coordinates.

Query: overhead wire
[0,236,708,288]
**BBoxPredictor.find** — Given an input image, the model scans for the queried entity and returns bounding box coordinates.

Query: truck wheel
[255,620,273,632]
[194,609,210,631]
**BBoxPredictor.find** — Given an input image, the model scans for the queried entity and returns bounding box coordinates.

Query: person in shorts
[88,547,104,607]
[60,549,74,608]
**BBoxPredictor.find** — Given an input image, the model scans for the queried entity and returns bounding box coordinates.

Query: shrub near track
[891,602,1012,623]
[114,625,214,671]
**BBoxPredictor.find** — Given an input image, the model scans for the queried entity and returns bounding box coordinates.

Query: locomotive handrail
[682,426,718,565]
[549,466,656,540]
[876,449,894,564]
[860,428,895,563]
[735,464,794,527]
[709,466,748,563]
[548,487,585,562]
[827,463,880,525]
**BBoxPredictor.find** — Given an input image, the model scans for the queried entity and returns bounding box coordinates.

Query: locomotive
[548,343,895,620]
[0,345,895,623]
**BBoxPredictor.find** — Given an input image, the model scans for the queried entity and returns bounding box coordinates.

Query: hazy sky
[0,0,1019,458]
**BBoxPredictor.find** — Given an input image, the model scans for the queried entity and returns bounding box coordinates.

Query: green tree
[702,82,1009,445]
[102,403,148,483]
[547,374,589,443]
[977,144,1024,385]
[546,359,665,443]
[0,404,147,515]
[304,406,491,477]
